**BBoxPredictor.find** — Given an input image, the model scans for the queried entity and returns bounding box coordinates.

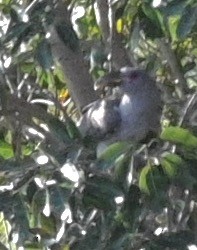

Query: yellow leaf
[116,18,123,33]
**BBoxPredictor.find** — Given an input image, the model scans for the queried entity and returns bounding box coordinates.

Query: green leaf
[48,186,70,219]
[160,126,197,149]
[161,0,187,17]
[168,15,180,42]
[177,5,197,39]
[47,116,72,144]
[83,176,123,210]
[121,185,141,230]
[66,119,81,140]
[149,231,195,248]
[40,213,56,237]
[0,142,13,159]
[10,7,21,23]
[4,22,30,43]
[29,227,52,239]
[32,189,47,226]
[0,213,9,249]
[139,164,169,199]
[139,4,165,38]
[161,153,196,189]
[113,152,132,188]
[35,39,54,69]
[11,194,31,244]
[96,142,131,170]
[130,20,140,51]
[161,153,183,178]
[139,164,151,195]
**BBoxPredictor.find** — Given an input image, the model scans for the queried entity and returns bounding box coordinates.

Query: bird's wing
[79,98,121,139]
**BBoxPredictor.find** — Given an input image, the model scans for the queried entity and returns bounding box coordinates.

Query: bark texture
[49,1,98,111]
[95,0,133,70]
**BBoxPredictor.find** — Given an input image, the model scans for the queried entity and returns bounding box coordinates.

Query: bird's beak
[94,71,122,91]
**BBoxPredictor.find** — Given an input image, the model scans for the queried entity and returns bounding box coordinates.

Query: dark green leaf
[161,0,187,17]
[40,213,56,237]
[139,4,164,38]
[32,189,47,226]
[83,176,123,210]
[29,227,53,239]
[4,22,30,43]
[177,5,197,39]
[49,186,70,219]
[161,153,196,189]
[150,231,195,248]
[139,164,169,208]
[47,116,72,144]
[113,152,132,188]
[11,194,31,245]
[35,39,53,69]
[120,185,141,230]
[183,61,196,72]
[10,7,21,23]
[66,119,81,140]
[96,142,131,170]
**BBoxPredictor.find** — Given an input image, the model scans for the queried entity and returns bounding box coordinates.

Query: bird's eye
[130,72,139,80]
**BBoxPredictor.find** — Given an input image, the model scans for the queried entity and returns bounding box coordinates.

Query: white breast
[119,94,139,123]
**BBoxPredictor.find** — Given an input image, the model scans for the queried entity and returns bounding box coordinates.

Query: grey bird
[79,67,162,146]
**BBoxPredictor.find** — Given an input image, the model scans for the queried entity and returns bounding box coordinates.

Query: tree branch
[94,0,133,70]
[157,39,188,98]
[49,0,98,111]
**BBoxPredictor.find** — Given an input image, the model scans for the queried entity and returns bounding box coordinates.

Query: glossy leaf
[177,5,197,39]
[161,126,197,148]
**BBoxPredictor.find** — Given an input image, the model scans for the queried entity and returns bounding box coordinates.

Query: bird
[78,67,162,147]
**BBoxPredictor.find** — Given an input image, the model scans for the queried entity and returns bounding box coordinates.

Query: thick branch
[50,1,98,111]
[94,0,132,70]
[158,39,188,98]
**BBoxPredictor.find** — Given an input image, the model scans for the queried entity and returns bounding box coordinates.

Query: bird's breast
[119,94,138,122]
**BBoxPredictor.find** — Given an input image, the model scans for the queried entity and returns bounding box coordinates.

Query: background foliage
[0,0,197,249]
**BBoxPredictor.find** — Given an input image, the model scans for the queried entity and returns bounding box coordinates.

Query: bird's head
[120,67,154,94]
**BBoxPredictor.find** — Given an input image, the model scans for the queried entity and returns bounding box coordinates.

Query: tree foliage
[0,0,197,249]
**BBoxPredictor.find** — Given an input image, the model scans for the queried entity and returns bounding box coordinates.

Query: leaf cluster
[0,0,196,249]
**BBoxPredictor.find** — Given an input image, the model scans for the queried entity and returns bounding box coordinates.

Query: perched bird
[79,67,162,146]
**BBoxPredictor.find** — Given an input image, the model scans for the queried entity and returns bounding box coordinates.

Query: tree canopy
[0,0,197,249]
